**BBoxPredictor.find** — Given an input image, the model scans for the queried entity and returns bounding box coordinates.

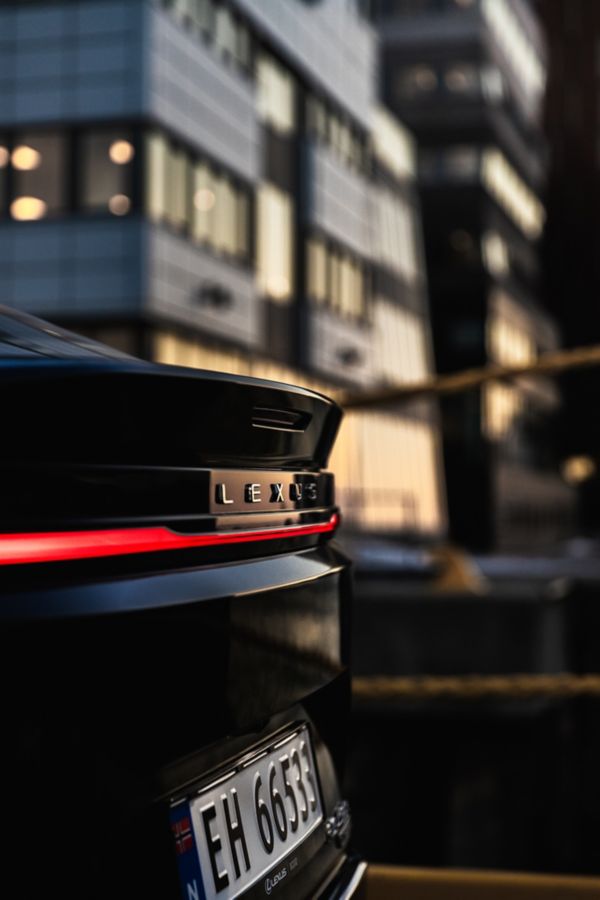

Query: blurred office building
[539,1,600,536]
[0,0,445,541]
[373,0,573,551]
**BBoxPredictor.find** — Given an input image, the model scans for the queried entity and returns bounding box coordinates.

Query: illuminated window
[146,130,250,262]
[108,194,131,216]
[82,131,134,215]
[329,412,444,534]
[307,237,328,304]
[257,53,295,135]
[445,64,479,94]
[481,65,504,103]
[484,382,522,439]
[487,299,537,366]
[372,188,418,283]
[0,138,7,213]
[481,148,545,238]
[213,175,237,256]
[192,162,214,243]
[482,231,509,276]
[166,145,189,230]
[481,0,545,104]
[395,65,438,99]
[306,236,367,320]
[235,191,249,260]
[305,92,367,172]
[372,106,415,180]
[257,183,294,302]
[373,300,429,384]
[145,132,169,223]
[11,132,65,219]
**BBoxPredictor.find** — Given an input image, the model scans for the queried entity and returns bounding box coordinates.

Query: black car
[0,308,365,900]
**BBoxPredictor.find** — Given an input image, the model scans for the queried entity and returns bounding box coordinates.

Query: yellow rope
[353,673,600,700]
[340,343,600,410]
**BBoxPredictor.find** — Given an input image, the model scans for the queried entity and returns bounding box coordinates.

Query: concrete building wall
[304,141,371,257]
[232,0,375,126]
[310,307,374,385]
[145,4,260,180]
[146,225,261,347]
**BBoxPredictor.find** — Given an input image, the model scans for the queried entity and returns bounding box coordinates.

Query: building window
[306,234,368,320]
[162,0,252,75]
[305,91,368,173]
[372,106,415,180]
[166,145,189,230]
[0,136,7,213]
[444,64,479,94]
[145,129,251,263]
[481,65,505,103]
[482,230,509,276]
[373,299,429,384]
[395,65,438,99]
[371,188,419,283]
[257,53,296,135]
[146,132,169,223]
[307,237,328,304]
[257,183,294,301]
[11,132,65,220]
[445,145,480,179]
[81,130,135,216]
[487,303,537,366]
[480,147,545,238]
[481,0,545,104]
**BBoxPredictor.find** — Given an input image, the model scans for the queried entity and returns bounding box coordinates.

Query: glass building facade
[373,0,573,550]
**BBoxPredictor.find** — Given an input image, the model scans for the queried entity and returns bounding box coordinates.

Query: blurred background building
[0,0,445,543]
[540,0,600,539]
[372,0,573,552]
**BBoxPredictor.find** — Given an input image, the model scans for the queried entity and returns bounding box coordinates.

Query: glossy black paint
[0,308,358,900]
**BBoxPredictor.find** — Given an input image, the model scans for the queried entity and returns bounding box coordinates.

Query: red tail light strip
[0,513,340,565]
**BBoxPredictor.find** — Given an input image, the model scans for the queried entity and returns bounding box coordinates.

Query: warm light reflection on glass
[194,188,216,212]
[0,146,8,168]
[12,145,41,171]
[108,193,131,215]
[482,0,545,101]
[482,230,509,276]
[481,148,545,238]
[266,275,290,298]
[372,106,415,179]
[109,140,135,165]
[562,456,596,485]
[10,196,47,220]
[484,382,521,439]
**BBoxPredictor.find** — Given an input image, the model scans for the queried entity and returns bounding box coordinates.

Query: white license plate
[171,726,323,900]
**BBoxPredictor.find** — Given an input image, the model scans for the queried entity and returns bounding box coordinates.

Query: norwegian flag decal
[170,803,206,900]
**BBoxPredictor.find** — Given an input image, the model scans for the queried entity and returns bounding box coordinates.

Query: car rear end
[0,310,364,900]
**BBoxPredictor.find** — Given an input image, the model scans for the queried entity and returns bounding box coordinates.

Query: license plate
[170,726,323,900]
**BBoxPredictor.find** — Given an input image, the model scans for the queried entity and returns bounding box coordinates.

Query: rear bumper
[0,544,353,899]
[319,858,367,899]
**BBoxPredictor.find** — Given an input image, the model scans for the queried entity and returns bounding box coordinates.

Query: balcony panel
[147,226,261,350]
[304,141,371,258]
